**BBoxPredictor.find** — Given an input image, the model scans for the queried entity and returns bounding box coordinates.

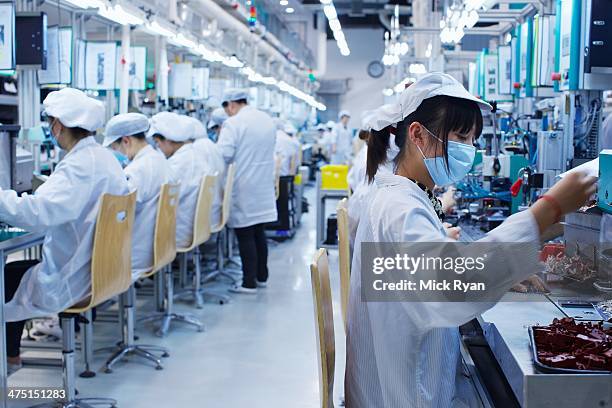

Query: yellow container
[320,164,349,190]
[294,173,302,185]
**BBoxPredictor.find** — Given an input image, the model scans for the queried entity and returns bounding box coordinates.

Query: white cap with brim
[338,110,351,119]
[326,121,335,129]
[43,88,105,132]
[146,111,192,142]
[103,112,149,147]
[365,72,492,131]
[316,124,326,131]
[207,107,227,129]
[221,88,249,105]
[284,123,297,135]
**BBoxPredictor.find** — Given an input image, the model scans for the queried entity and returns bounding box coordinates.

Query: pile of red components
[533,317,612,371]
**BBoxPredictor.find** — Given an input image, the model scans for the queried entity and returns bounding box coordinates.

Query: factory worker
[274,119,301,176]
[207,107,228,142]
[189,115,226,227]
[149,112,209,248]
[218,88,277,293]
[331,110,353,164]
[0,88,128,372]
[345,73,597,408]
[103,112,172,281]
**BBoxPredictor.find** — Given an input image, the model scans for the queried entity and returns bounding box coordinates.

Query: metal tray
[527,326,612,374]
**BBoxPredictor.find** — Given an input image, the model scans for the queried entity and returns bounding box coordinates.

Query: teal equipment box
[598,149,611,214]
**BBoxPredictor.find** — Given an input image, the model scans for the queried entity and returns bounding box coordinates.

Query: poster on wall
[0,2,15,70]
[114,46,146,90]
[497,45,512,95]
[484,54,509,102]
[189,67,209,100]
[85,41,117,90]
[168,62,192,98]
[38,26,72,84]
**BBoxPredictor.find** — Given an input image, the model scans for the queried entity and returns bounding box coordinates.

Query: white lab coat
[217,105,278,228]
[124,145,172,281]
[0,137,128,322]
[275,130,300,176]
[345,173,541,408]
[347,144,367,192]
[331,123,353,164]
[193,138,226,228]
[168,143,211,248]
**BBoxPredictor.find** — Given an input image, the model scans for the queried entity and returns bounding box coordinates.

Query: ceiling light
[145,19,177,37]
[98,3,145,26]
[64,0,105,8]
[382,88,394,96]
[328,18,341,32]
[169,32,198,49]
[286,7,295,13]
[280,0,289,5]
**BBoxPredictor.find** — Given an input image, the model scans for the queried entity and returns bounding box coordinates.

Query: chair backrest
[212,163,235,233]
[139,183,180,278]
[275,156,282,200]
[68,192,137,313]
[336,198,350,333]
[310,248,335,408]
[181,174,216,251]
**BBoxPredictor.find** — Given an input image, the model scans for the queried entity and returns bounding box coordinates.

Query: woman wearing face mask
[0,88,129,375]
[345,73,597,408]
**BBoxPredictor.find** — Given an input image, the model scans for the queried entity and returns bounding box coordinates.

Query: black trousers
[5,260,39,358]
[234,223,269,289]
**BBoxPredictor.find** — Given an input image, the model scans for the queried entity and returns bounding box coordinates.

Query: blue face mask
[112,149,130,168]
[49,120,63,150]
[417,125,476,186]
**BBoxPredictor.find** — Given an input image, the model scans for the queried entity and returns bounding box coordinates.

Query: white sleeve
[217,121,237,163]
[398,207,541,331]
[0,156,94,231]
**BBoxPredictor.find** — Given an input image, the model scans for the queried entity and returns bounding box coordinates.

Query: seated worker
[206,107,227,142]
[148,111,208,248]
[274,119,300,177]
[0,88,128,374]
[103,112,172,281]
[188,115,226,227]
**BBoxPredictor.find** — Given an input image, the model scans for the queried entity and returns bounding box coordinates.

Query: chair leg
[79,310,95,378]
[175,248,230,306]
[139,266,204,337]
[103,286,167,373]
[28,315,118,408]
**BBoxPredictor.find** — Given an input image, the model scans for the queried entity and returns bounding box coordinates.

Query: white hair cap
[184,116,207,140]
[43,88,105,132]
[338,110,351,119]
[284,122,297,135]
[365,72,492,131]
[103,112,149,147]
[146,111,192,142]
[326,120,335,129]
[207,108,228,129]
[221,88,249,104]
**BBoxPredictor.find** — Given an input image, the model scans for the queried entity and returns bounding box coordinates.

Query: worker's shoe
[256,280,268,288]
[229,284,257,294]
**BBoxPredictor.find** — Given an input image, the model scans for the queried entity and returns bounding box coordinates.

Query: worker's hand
[546,171,597,215]
[443,223,461,240]
[440,187,457,213]
[531,171,597,234]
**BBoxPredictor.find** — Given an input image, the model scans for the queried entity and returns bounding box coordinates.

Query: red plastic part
[510,178,523,197]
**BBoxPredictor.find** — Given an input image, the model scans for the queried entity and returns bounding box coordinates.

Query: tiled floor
[9,186,346,407]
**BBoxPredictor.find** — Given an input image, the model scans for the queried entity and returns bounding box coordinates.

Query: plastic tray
[527,326,612,374]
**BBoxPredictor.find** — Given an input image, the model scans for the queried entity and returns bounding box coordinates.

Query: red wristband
[539,195,562,223]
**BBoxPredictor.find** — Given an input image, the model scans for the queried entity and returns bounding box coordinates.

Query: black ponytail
[366,127,391,182]
[366,95,484,183]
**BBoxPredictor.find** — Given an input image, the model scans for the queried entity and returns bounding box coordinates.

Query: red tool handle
[510,178,523,197]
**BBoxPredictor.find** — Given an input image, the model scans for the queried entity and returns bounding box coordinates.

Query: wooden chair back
[336,198,350,333]
[178,174,216,252]
[68,192,136,313]
[310,248,335,408]
[141,183,179,278]
[211,163,235,233]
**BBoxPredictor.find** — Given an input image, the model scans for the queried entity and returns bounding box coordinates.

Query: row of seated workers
[0,86,303,404]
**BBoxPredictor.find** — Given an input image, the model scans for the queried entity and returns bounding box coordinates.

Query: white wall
[323,28,387,128]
